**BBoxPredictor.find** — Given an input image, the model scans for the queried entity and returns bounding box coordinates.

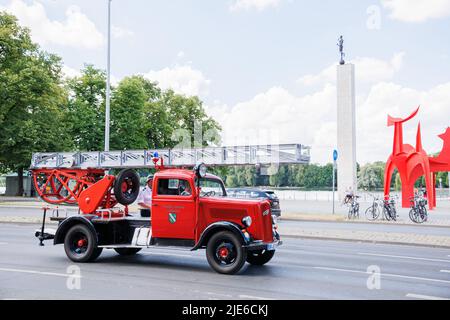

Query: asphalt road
[0,223,449,300]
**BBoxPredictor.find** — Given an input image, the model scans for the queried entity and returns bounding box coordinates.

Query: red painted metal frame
[32,168,119,214]
[384,106,450,210]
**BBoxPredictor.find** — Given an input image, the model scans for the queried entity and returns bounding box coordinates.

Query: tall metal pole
[332,161,336,215]
[105,0,112,152]
[332,150,338,215]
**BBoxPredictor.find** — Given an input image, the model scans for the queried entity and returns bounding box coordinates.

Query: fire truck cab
[41,163,281,275]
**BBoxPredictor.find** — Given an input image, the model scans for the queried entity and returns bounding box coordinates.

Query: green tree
[110,76,160,150]
[149,90,221,149]
[0,13,71,195]
[269,165,288,187]
[303,165,321,188]
[66,65,106,151]
[358,162,385,190]
[395,173,402,191]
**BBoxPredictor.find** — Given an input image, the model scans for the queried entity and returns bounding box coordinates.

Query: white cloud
[208,85,338,164]
[229,0,281,12]
[381,0,450,22]
[206,79,450,165]
[0,0,104,49]
[143,65,211,97]
[357,82,450,164]
[112,25,134,39]
[61,65,81,79]
[298,52,405,86]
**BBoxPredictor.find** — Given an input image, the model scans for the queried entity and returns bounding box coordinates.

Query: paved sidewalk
[279,223,450,248]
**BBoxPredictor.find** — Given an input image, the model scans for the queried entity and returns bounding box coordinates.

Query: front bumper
[244,239,282,251]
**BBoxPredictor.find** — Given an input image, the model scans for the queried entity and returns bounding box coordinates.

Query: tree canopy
[0,11,221,195]
[0,13,72,194]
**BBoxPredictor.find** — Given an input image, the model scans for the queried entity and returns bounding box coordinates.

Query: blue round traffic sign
[333,150,338,161]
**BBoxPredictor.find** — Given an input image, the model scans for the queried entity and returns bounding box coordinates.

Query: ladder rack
[30,144,310,169]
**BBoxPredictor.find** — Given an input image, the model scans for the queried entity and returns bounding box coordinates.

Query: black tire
[246,250,275,266]
[410,208,423,224]
[64,224,103,263]
[365,206,379,221]
[114,248,142,256]
[206,231,247,275]
[409,209,417,223]
[383,208,393,221]
[114,169,140,205]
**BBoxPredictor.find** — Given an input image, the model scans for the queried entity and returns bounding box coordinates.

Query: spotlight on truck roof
[194,162,207,178]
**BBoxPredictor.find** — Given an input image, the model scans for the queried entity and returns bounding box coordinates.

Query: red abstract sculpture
[384,106,450,210]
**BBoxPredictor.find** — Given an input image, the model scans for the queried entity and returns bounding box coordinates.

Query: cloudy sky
[1,0,450,164]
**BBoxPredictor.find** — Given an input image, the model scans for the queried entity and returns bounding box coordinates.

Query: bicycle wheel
[348,208,353,220]
[365,205,380,221]
[388,207,397,221]
[383,207,392,221]
[409,209,416,223]
[421,207,428,222]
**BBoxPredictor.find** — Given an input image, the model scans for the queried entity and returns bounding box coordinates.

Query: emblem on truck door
[168,213,177,224]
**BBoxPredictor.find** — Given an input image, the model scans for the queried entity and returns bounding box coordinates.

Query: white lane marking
[358,252,450,263]
[0,267,80,278]
[239,294,275,300]
[204,292,233,298]
[314,266,450,285]
[440,270,450,273]
[406,293,449,300]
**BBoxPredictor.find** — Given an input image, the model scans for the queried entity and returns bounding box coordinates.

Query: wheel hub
[77,239,87,248]
[219,247,229,258]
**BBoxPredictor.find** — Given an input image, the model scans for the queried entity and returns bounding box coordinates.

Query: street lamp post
[332,150,338,215]
[105,0,112,152]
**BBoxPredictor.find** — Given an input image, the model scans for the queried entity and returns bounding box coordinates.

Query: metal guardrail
[30,144,311,169]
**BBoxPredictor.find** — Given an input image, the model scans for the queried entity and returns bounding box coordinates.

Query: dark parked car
[227,188,281,217]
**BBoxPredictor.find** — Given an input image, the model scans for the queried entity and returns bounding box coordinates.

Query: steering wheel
[202,191,216,197]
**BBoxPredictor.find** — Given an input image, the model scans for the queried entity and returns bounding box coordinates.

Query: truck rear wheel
[114,248,142,256]
[64,224,102,263]
[206,231,247,275]
[246,249,275,265]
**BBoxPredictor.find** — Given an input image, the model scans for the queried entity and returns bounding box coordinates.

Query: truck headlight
[242,216,252,227]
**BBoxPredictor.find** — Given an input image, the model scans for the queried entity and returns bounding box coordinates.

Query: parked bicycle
[346,195,360,220]
[409,195,428,224]
[365,194,398,221]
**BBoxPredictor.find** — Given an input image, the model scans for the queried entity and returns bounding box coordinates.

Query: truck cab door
[151,178,196,240]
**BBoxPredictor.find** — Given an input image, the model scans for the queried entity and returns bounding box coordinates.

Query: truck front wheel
[64,224,103,263]
[206,231,247,275]
[246,249,275,265]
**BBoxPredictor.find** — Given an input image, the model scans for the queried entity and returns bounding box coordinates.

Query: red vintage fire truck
[33,153,282,275]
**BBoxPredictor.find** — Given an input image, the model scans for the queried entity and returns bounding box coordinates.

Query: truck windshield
[199,178,226,197]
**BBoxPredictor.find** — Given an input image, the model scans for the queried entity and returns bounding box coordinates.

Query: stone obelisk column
[337,63,357,200]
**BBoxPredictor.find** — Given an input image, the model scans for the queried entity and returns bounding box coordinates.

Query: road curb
[280,217,450,229]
